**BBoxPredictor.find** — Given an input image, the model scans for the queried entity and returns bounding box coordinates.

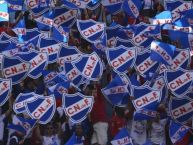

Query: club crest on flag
[111,128,133,145]
[169,97,193,124]
[131,86,161,110]
[53,6,78,28]
[17,50,48,79]
[0,78,11,106]
[13,92,38,114]
[63,92,94,123]
[101,0,123,14]
[106,45,136,74]
[72,52,103,81]
[62,62,84,86]
[165,68,193,98]
[58,45,82,67]
[164,0,192,21]
[25,95,56,124]
[135,49,160,78]
[38,37,61,63]
[2,56,31,85]
[77,19,105,43]
[169,121,190,144]
[170,48,190,70]
[0,1,9,22]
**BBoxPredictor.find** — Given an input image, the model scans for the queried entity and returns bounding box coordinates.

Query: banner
[17,50,48,79]
[0,78,11,106]
[2,56,31,85]
[72,52,103,81]
[13,92,38,114]
[150,41,176,66]
[63,92,93,123]
[169,97,193,124]
[106,45,136,74]
[165,68,193,98]
[132,86,161,110]
[77,19,105,43]
[25,95,56,124]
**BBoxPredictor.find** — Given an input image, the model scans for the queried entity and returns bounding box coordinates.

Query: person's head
[75,124,83,137]
[45,123,54,136]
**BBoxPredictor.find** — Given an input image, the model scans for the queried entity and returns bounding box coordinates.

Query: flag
[72,52,103,81]
[135,49,160,78]
[165,68,193,98]
[63,92,94,123]
[149,11,172,25]
[122,0,142,18]
[12,19,26,36]
[52,26,69,43]
[0,1,9,21]
[150,41,176,66]
[0,78,11,106]
[132,85,161,110]
[1,41,19,57]
[169,121,190,144]
[38,37,61,63]
[16,116,36,132]
[133,108,158,121]
[101,75,130,106]
[111,128,133,145]
[77,19,105,43]
[2,56,31,85]
[35,11,53,30]
[13,92,38,114]
[65,133,76,145]
[17,50,48,79]
[169,96,193,124]
[106,45,136,74]
[7,0,24,12]
[25,95,56,124]
[7,123,26,134]
[101,0,123,14]
[115,37,136,48]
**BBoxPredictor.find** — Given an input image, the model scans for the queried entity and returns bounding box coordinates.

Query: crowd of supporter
[1,0,193,145]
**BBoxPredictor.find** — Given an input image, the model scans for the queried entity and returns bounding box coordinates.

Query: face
[46,125,54,136]
[75,125,83,137]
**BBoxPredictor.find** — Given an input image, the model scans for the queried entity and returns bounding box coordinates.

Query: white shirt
[42,135,60,145]
[0,114,5,140]
[130,120,147,145]
[149,119,167,145]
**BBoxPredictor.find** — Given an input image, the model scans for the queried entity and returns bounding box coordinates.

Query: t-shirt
[130,120,147,145]
[42,135,60,145]
[0,114,5,140]
[149,119,167,145]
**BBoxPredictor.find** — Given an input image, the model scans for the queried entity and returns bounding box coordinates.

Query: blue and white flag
[38,37,61,63]
[0,1,8,21]
[115,37,135,48]
[0,78,11,106]
[169,97,193,124]
[48,82,70,99]
[17,50,48,79]
[169,121,190,144]
[63,92,94,123]
[25,95,56,124]
[122,0,142,18]
[132,86,161,110]
[133,108,158,121]
[62,62,84,86]
[65,133,76,145]
[42,70,58,86]
[150,41,176,66]
[7,0,23,12]
[67,0,90,9]
[149,11,172,25]
[72,52,103,81]
[26,0,49,16]
[0,32,17,41]
[0,41,19,57]
[135,49,160,78]
[170,48,190,70]
[13,19,26,36]
[164,0,192,21]
[106,45,136,74]
[77,19,105,43]
[35,12,53,30]
[132,23,157,48]
[111,128,133,145]
[87,0,101,10]
[165,68,193,98]
[7,123,26,134]
[21,35,40,52]
[22,28,41,42]
[58,45,81,68]
[101,75,130,106]
[52,6,78,28]
[2,56,31,85]
[101,0,123,14]
[16,116,36,133]
[52,26,69,43]
[13,92,38,114]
